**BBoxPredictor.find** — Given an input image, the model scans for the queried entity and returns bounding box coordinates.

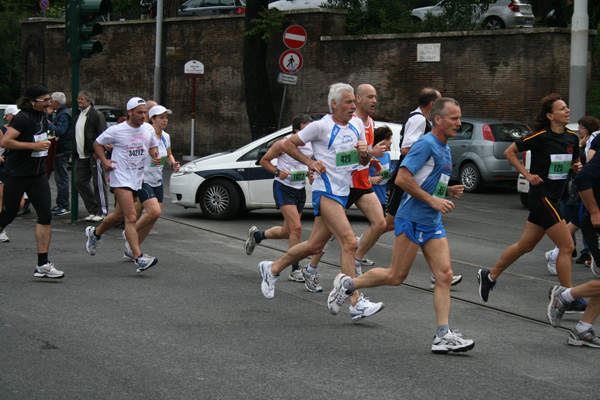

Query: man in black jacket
[73,90,108,222]
[0,85,64,278]
[48,92,72,215]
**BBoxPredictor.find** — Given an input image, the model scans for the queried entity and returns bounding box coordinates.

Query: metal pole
[153,0,163,102]
[69,0,81,222]
[278,84,287,130]
[190,78,196,157]
[569,0,589,122]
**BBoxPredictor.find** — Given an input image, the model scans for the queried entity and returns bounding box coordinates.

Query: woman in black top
[477,93,582,304]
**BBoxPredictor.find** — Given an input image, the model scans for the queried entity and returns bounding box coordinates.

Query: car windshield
[489,123,531,142]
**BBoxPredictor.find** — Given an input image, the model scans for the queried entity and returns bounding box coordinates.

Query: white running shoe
[288,268,305,282]
[429,274,463,290]
[545,250,557,276]
[301,266,323,292]
[84,214,95,221]
[122,230,132,255]
[124,248,135,262]
[135,254,158,273]
[327,273,351,315]
[360,258,374,266]
[349,293,384,321]
[0,230,9,242]
[431,330,475,353]
[85,226,100,255]
[245,226,258,255]
[34,262,64,279]
[590,256,600,279]
[259,261,277,298]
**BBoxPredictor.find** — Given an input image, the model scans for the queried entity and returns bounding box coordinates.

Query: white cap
[126,97,146,111]
[5,105,19,116]
[148,105,172,119]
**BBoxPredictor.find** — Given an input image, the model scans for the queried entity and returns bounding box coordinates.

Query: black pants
[580,212,600,266]
[0,174,52,228]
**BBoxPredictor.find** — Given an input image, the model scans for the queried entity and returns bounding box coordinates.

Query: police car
[170,120,403,219]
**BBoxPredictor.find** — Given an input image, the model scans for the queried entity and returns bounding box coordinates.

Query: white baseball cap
[126,97,147,111]
[5,105,19,116]
[148,105,172,119]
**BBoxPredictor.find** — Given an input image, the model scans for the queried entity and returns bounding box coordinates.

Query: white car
[268,0,328,11]
[170,120,403,219]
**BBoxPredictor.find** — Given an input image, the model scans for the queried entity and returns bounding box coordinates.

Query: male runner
[84,97,160,273]
[258,83,384,321]
[327,98,475,353]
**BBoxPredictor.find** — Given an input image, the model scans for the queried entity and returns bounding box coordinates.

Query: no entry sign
[279,50,303,74]
[283,25,307,50]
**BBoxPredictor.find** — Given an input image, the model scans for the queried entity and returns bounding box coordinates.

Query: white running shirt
[275,133,313,190]
[95,121,159,190]
[297,114,366,197]
[143,131,170,187]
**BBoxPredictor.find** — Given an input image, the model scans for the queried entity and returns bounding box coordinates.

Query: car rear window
[489,123,531,142]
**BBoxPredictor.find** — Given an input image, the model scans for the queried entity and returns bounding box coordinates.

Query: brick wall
[21,11,594,158]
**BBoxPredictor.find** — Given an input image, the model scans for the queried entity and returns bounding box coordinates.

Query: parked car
[170,120,403,219]
[410,0,535,29]
[517,123,579,207]
[448,117,532,192]
[95,105,125,127]
[268,0,327,11]
[177,0,246,17]
[0,104,12,122]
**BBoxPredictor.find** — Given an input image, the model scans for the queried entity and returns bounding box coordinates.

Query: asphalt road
[1,174,599,399]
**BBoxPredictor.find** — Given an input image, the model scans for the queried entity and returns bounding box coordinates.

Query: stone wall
[21,10,594,157]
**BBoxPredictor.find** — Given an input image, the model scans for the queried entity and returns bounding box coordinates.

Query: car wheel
[484,16,505,30]
[460,162,483,193]
[520,193,528,208]
[198,179,240,220]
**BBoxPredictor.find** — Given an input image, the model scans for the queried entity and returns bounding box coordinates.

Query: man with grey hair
[327,98,475,353]
[257,83,384,322]
[73,90,108,222]
[48,92,72,215]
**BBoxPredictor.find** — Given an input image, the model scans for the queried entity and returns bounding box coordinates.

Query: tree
[243,0,283,139]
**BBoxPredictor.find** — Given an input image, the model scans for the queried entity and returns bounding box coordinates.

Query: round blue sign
[40,0,49,10]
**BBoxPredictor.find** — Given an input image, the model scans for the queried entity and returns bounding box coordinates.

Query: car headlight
[178,163,198,175]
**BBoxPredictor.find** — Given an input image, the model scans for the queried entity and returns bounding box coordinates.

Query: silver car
[177,0,246,17]
[411,0,535,29]
[448,117,532,192]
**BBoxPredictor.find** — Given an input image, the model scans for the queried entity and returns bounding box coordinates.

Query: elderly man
[48,92,72,215]
[258,83,384,322]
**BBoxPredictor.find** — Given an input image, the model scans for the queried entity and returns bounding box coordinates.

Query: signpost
[40,0,49,17]
[278,25,306,128]
[184,60,204,160]
[279,50,303,74]
[283,25,307,50]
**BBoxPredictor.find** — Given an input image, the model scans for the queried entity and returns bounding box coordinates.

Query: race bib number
[128,142,146,167]
[335,144,359,172]
[290,170,307,183]
[433,174,450,199]
[31,132,49,158]
[548,154,572,180]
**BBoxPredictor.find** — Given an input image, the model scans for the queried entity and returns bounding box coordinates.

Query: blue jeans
[54,152,70,210]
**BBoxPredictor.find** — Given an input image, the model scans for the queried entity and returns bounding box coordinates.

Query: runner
[245,114,314,285]
[122,105,180,261]
[478,93,585,311]
[327,98,475,353]
[258,83,384,321]
[84,97,161,273]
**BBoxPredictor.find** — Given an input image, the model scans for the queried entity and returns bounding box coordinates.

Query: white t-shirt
[275,133,313,190]
[297,114,366,197]
[95,121,159,190]
[401,107,428,150]
[143,130,170,187]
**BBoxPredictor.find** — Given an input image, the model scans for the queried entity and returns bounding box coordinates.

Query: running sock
[354,258,362,267]
[253,230,266,244]
[37,253,49,266]
[307,265,318,274]
[576,321,593,334]
[93,228,101,239]
[291,262,300,272]
[343,278,355,293]
[561,288,575,303]
[437,324,449,338]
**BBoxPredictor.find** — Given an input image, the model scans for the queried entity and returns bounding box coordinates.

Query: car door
[447,122,474,180]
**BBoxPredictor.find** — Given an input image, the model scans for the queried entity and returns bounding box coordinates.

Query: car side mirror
[256,148,267,165]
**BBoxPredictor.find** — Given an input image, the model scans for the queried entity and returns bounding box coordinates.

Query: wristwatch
[274,169,280,178]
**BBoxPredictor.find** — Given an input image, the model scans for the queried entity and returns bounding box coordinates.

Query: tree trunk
[163,0,179,18]
[243,0,278,140]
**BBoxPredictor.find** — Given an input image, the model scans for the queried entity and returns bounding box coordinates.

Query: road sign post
[278,25,307,129]
[184,60,204,160]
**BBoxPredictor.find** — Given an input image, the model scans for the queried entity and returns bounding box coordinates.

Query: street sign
[184,60,204,78]
[283,25,307,50]
[279,50,303,74]
[40,0,50,10]
[277,73,298,85]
